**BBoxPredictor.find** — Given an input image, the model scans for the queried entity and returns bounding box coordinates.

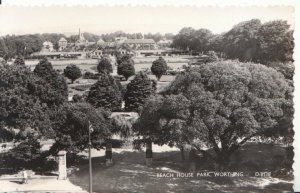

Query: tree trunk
[180,146,185,162]
[105,142,113,166]
[189,148,197,171]
[145,141,153,166]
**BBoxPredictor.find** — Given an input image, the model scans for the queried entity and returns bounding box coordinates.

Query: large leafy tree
[0,64,55,140]
[135,61,292,169]
[64,64,82,83]
[257,20,294,64]
[49,102,113,154]
[172,27,196,51]
[97,56,113,74]
[223,19,261,62]
[151,56,168,80]
[86,73,122,111]
[172,27,213,52]
[124,72,156,112]
[117,58,135,81]
[34,58,68,105]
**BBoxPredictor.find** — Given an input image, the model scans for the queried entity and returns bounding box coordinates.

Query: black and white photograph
[0,2,297,193]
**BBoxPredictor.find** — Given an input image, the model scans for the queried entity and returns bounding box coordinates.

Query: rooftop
[124,39,155,44]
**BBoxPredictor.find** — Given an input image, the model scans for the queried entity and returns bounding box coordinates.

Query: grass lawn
[68,143,293,193]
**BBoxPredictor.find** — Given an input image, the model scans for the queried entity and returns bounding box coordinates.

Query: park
[0,18,295,193]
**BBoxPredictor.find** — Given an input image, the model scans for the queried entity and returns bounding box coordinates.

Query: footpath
[0,174,86,192]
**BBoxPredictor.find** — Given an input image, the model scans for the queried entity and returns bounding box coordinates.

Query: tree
[223,19,261,62]
[116,54,134,66]
[49,102,113,154]
[13,56,25,66]
[87,73,122,111]
[124,72,156,112]
[97,56,113,74]
[172,27,196,51]
[257,20,294,64]
[172,27,213,52]
[0,64,56,140]
[117,59,135,81]
[6,129,42,169]
[136,61,292,169]
[64,64,82,83]
[151,57,168,80]
[34,58,68,104]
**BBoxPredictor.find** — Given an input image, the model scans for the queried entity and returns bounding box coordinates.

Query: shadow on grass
[68,143,293,193]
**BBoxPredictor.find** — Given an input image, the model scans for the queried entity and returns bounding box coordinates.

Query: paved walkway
[0,178,86,192]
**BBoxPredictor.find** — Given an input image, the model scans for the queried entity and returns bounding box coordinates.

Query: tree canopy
[34,58,68,105]
[117,57,135,81]
[86,73,122,111]
[172,19,294,64]
[97,56,113,74]
[124,72,156,112]
[0,64,56,139]
[151,56,168,80]
[64,64,82,83]
[49,102,113,154]
[13,56,25,66]
[135,61,293,168]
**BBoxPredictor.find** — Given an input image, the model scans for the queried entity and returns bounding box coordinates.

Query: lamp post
[88,121,93,193]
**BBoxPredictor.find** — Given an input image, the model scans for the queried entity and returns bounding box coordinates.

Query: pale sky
[0,6,294,36]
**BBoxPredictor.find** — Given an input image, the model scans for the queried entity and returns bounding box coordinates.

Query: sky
[0,6,294,36]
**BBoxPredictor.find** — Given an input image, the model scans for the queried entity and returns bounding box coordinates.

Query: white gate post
[57,150,67,180]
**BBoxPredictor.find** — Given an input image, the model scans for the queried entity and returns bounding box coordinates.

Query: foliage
[116,54,134,66]
[257,20,294,64]
[172,27,213,52]
[110,115,133,139]
[49,102,113,154]
[87,73,122,111]
[222,19,262,62]
[117,58,135,81]
[133,94,190,148]
[124,72,156,112]
[0,64,56,138]
[151,57,168,80]
[97,56,113,74]
[64,64,82,83]
[34,58,68,104]
[82,71,100,79]
[72,94,84,103]
[205,51,219,63]
[173,19,294,64]
[136,61,292,169]
[13,56,25,66]
[267,62,294,80]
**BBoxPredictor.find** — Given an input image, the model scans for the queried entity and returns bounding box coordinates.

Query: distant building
[88,47,103,59]
[58,38,68,51]
[75,29,89,47]
[42,41,54,52]
[124,39,156,50]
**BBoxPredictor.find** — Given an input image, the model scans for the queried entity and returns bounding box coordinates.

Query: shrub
[151,56,168,81]
[64,64,82,84]
[97,57,113,74]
